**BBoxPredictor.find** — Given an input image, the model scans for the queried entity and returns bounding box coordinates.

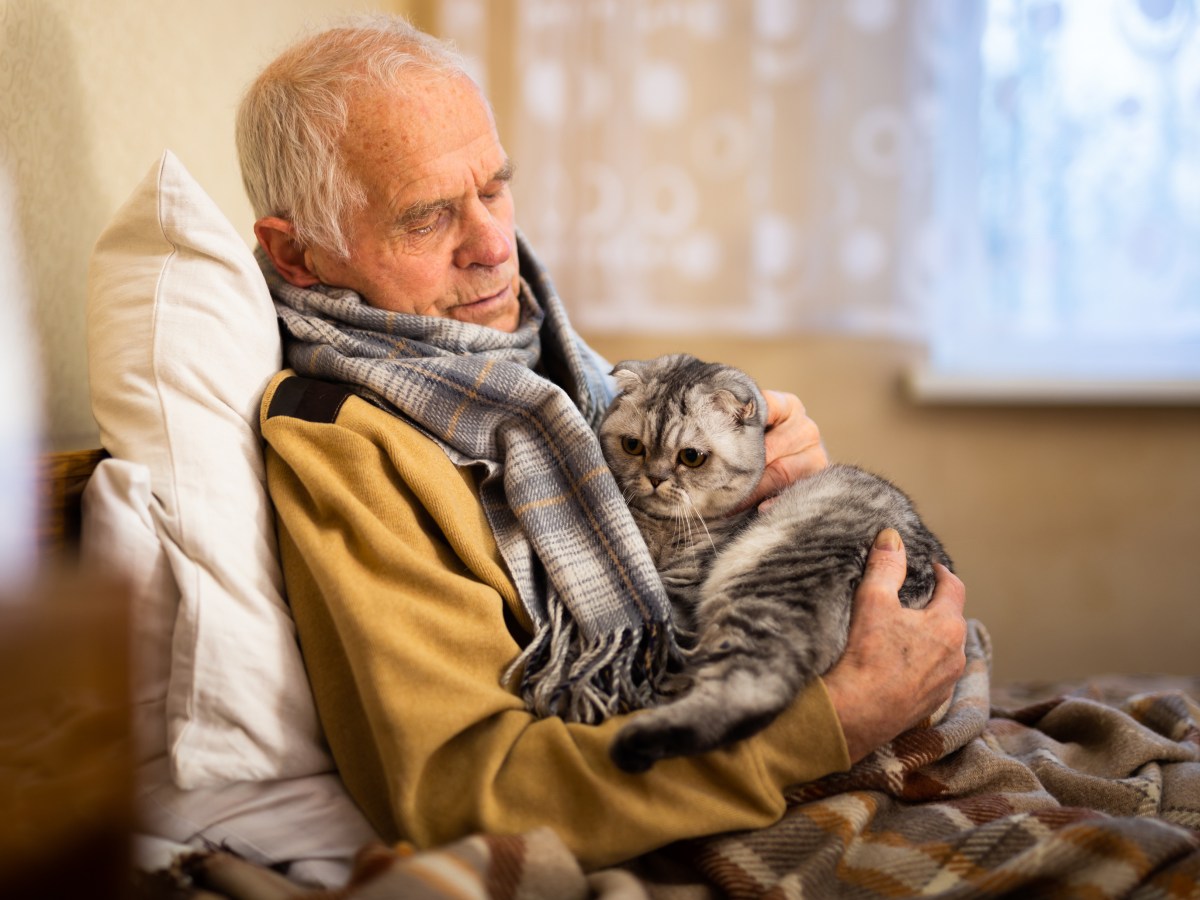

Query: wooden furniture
[0,449,132,900]
[36,448,107,559]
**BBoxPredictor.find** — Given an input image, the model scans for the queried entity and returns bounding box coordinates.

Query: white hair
[236,15,468,258]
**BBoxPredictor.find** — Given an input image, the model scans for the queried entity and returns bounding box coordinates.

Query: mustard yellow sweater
[260,370,850,871]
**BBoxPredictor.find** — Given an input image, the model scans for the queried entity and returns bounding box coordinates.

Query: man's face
[303,74,522,332]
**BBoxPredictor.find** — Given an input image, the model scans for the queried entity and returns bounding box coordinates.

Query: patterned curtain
[440,0,941,338]
[441,0,1200,375]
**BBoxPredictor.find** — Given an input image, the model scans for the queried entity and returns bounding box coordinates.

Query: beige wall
[0,0,421,448]
[586,333,1200,685]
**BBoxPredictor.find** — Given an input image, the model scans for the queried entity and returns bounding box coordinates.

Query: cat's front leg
[610,667,793,773]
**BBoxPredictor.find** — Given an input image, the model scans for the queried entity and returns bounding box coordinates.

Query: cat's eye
[621,436,645,456]
[678,448,708,468]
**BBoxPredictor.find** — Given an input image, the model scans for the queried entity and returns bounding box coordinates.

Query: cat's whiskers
[682,490,718,555]
[659,488,690,549]
[673,505,696,560]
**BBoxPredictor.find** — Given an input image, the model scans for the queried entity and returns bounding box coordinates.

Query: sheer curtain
[441,0,1200,381]
[441,0,938,338]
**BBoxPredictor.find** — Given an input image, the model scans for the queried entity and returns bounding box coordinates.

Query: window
[918,0,1200,398]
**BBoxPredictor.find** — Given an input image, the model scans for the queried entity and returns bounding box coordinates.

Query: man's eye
[408,216,441,236]
[403,207,450,237]
[678,448,708,468]
[621,436,645,456]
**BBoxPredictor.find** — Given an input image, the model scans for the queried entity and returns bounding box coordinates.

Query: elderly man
[239,16,966,870]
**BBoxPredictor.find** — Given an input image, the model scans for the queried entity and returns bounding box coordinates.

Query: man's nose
[456,201,512,268]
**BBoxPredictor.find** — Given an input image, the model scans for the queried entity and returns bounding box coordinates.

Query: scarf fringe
[503,599,678,724]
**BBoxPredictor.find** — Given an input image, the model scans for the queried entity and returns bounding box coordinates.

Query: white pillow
[86,150,332,788]
[80,458,178,767]
[80,458,378,887]
[138,761,378,888]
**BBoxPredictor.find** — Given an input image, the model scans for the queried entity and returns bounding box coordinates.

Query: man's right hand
[822,528,967,763]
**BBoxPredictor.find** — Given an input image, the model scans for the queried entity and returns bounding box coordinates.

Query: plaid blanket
[669,621,1200,899]
[167,622,1200,899]
[169,827,605,899]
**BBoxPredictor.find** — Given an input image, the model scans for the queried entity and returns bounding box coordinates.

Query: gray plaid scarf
[262,235,676,723]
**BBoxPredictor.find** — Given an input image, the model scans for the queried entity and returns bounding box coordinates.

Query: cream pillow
[80,458,177,767]
[81,456,378,887]
[86,150,332,788]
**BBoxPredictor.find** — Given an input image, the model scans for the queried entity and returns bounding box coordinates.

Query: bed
[34,150,1198,898]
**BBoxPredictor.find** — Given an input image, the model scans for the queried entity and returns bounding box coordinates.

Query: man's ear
[254,217,321,287]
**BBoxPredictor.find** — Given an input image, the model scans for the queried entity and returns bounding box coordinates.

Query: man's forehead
[342,76,504,198]
[343,76,493,158]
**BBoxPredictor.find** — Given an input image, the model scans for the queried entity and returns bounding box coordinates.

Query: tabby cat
[598,354,952,773]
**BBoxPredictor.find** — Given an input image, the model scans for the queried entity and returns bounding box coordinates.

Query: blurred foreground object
[0,164,41,593]
[1,456,132,898]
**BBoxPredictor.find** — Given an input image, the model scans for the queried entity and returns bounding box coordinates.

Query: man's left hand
[742,389,828,510]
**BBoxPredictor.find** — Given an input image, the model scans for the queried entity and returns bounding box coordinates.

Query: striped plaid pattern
[263,235,675,723]
[675,621,1200,899]
[336,828,592,900]
[180,826,597,900]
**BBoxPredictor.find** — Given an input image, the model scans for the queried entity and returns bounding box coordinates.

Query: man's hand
[742,390,829,511]
[823,528,967,763]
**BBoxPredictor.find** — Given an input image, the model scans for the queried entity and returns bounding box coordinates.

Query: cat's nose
[647,476,664,490]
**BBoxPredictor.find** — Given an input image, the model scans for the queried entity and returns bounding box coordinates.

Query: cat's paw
[610,719,697,774]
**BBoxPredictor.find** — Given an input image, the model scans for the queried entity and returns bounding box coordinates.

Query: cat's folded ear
[711,390,757,427]
[609,360,648,394]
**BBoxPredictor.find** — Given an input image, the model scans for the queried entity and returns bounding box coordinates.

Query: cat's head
[599,354,767,519]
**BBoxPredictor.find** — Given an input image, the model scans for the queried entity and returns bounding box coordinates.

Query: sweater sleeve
[260,373,850,871]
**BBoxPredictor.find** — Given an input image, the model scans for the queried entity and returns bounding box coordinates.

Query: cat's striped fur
[598,354,952,773]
